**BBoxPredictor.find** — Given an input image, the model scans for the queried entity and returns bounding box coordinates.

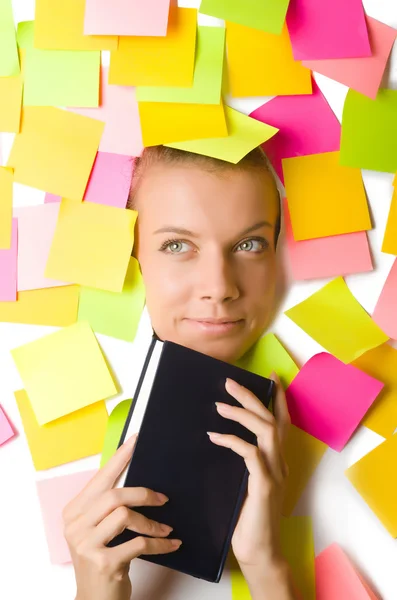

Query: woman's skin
[64,161,297,600]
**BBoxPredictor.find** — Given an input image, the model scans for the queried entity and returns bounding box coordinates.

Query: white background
[1,0,397,598]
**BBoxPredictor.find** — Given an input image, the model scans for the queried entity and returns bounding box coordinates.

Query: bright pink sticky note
[286,0,371,61]
[84,0,171,36]
[250,79,340,183]
[70,67,143,157]
[373,258,397,340]
[0,405,15,445]
[36,470,98,564]
[284,198,373,280]
[302,17,397,100]
[0,218,17,301]
[285,353,384,452]
[316,543,380,599]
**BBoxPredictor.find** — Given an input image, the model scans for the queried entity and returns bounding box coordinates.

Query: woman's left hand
[207,371,291,572]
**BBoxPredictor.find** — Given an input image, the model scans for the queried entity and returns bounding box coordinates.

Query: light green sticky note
[0,0,20,75]
[78,257,146,342]
[340,88,397,174]
[166,105,278,163]
[136,26,225,105]
[199,0,290,35]
[100,399,133,468]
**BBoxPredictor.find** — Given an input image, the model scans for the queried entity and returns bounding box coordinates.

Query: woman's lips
[183,319,245,335]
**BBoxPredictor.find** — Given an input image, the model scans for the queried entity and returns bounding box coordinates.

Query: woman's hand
[63,433,182,600]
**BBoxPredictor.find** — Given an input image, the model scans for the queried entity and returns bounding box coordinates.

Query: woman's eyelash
[159,238,182,252]
[159,236,269,252]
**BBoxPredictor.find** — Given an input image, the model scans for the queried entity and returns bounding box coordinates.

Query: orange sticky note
[0,167,13,249]
[382,187,397,255]
[0,75,22,132]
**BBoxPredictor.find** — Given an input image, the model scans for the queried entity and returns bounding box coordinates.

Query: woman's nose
[198,254,240,303]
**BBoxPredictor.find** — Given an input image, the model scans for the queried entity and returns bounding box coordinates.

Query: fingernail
[125,433,138,446]
[156,492,169,503]
[160,523,173,533]
[171,539,182,547]
[215,402,231,412]
[207,431,221,439]
[225,378,240,393]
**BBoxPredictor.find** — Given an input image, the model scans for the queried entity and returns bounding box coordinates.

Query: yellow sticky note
[14,389,108,470]
[109,7,197,87]
[7,107,104,200]
[282,425,327,516]
[226,22,312,97]
[100,399,132,468]
[280,517,316,600]
[0,75,22,132]
[0,167,13,249]
[139,101,228,147]
[346,434,397,537]
[45,199,137,293]
[285,277,389,363]
[11,321,118,426]
[0,285,79,327]
[34,0,117,51]
[382,187,397,255]
[283,151,372,241]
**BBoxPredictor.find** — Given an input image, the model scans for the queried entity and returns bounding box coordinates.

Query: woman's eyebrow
[153,221,273,238]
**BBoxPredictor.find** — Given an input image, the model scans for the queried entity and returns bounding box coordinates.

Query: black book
[108,335,275,583]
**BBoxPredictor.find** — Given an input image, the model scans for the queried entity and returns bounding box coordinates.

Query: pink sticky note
[36,470,98,564]
[0,405,15,445]
[14,204,68,291]
[284,198,373,280]
[285,353,384,452]
[373,258,397,340]
[316,544,380,599]
[302,17,397,100]
[286,0,371,61]
[250,79,340,183]
[84,0,171,36]
[70,67,143,157]
[0,218,17,301]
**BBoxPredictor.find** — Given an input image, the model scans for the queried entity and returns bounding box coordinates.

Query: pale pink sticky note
[250,79,340,183]
[36,470,98,564]
[316,543,380,599]
[302,17,397,100]
[0,218,17,301]
[0,405,15,445]
[286,0,371,61]
[84,0,171,36]
[45,151,134,209]
[285,353,384,452]
[14,204,68,291]
[284,198,373,280]
[373,258,397,340]
[70,67,143,157]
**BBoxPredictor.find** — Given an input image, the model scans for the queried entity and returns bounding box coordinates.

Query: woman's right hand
[63,433,182,600]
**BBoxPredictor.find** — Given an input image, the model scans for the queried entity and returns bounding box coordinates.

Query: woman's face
[133,162,279,364]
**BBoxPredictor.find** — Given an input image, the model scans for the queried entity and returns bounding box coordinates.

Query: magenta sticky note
[286,0,371,61]
[0,405,15,445]
[36,470,98,564]
[84,0,171,36]
[285,353,384,452]
[373,258,397,340]
[0,218,17,301]
[250,79,340,183]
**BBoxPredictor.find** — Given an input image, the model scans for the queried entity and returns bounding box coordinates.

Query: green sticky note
[0,0,20,76]
[78,257,146,342]
[136,26,225,105]
[199,0,290,35]
[100,399,133,468]
[340,88,397,174]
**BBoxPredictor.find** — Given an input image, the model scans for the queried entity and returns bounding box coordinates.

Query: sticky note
[346,434,397,537]
[11,321,118,425]
[109,7,197,87]
[45,199,137,293]
[283,198,373,281]
[100,399,132,467]
[249,79,341,183]
[351,344,397,438]
[283,152,371,241]
[285,353,384,451]
[36,470,98,564]
[84,0,171,36]
[226,22,312,98]
[372,259,397,340]
[0,167,13,249]
[280,517,316,600]
[285,278,389,363]
[34,0,117,51]
[282,425,327,516]
[7,107,104,200]
[0,0,20,76]
[0,74,22,132]
[166,106,278,163]
[200,0,290,35]
[136,26,225,105]
[286,0,371,61]
[302,18,397,100]
[15,389,108,470]
[0,218,17,301]
[340,89,397,174]
[139,101,228,147]
[0,285,79,327]
[0,405,15,445]
[382,188,397,255]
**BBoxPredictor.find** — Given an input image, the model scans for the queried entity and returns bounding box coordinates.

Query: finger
[225,378,274,424]
[270,372,291,448]
[110,535,182,564]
